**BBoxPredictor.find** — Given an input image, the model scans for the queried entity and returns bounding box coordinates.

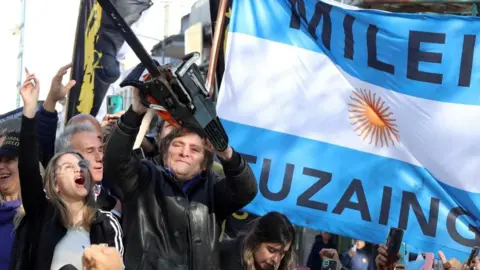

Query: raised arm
[36,63,76,167]
[103,87,150,201]
[18,72,47,216]
[213,147,258,221]
[35,106,58,167]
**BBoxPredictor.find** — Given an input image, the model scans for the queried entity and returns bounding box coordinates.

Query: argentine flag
[216,0,480,261]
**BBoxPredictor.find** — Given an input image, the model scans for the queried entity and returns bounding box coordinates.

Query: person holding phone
[340,240,374,270]
[319,249,343,270]
[375,245,401,270]
[307,232,336,270]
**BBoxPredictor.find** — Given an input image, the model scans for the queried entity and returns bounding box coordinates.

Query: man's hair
[55,122,96,153]
[159,127,214,172]
[67,113,98,126]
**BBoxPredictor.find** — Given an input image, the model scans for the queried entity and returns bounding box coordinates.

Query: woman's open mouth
[75,176,85,185]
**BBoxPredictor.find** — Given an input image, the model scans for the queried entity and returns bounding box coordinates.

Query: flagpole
[65,0,85,125]
[205,0,228,98]
[16,0,27,109]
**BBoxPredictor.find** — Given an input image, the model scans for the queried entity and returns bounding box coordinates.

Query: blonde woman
[10,73,123,270]
[220,212,297,270]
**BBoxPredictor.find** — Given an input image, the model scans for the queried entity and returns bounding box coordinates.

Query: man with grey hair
[55,122,103,183]
[33,63,118,214]
[55,121,116,212]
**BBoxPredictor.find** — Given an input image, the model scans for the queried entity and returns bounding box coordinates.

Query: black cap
[0,132,20,158]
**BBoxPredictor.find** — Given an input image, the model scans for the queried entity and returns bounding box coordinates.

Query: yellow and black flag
[209,0,232,86]
[67,0,152,121]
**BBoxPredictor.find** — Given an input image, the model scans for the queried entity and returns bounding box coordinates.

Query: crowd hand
[470,257,480,269]
[82,244,123,270]
[20,68,40,118]
[438,251,463,270]
[348,246,357,258]
[49,63,76,101]
[375,244,400,270]
[131,87,148,115]
[206,139,233,161]
[460,256,480,270]
[101,111,125,127]
[44,63,76,112]
[320,248,340,261]
[320,249,343,270]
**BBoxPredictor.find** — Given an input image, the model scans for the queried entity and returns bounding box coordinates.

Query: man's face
[164,133,206,181]
[71,132,104,183]
[355,240,366,249]
[321,232,331,241]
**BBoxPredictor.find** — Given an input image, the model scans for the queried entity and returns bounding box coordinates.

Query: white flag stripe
[218,33,480,193]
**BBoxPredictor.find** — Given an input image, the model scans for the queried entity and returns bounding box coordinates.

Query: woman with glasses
[10,73,123,270]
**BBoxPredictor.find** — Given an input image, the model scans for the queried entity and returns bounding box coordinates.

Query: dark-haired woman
[220,211,297,270]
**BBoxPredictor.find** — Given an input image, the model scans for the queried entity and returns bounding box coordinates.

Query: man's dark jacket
[104,107,258,270]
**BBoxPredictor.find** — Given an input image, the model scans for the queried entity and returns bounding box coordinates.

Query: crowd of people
[0,63,478,270]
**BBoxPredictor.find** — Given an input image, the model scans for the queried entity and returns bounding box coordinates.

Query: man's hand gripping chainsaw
[120,52,229,151]
[95,0,228,151]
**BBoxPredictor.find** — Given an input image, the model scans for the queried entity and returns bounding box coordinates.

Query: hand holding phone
[386,227,404,265]
[467,246,479,267]
[321,259,340,270]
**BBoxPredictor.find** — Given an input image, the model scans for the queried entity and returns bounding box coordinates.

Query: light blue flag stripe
[229,0,480,105]
[222,119,480,261]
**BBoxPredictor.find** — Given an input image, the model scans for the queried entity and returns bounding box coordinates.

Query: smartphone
[386,227,404,265]
[107,95,123,114]
[467,246,479,266]
[321,259,340,270]
[398,242,406,265]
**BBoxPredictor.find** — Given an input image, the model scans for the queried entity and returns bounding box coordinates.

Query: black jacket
[10,116,124,270]
[219,237,244,270]
[104,107,258,270]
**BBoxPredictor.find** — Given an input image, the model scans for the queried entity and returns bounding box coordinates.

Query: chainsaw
[97,0,229,151]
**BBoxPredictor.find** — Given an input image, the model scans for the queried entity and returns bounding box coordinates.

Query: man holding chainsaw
[103,79,258,269]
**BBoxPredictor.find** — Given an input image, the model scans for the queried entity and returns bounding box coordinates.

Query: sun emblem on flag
[348,88,400,147]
